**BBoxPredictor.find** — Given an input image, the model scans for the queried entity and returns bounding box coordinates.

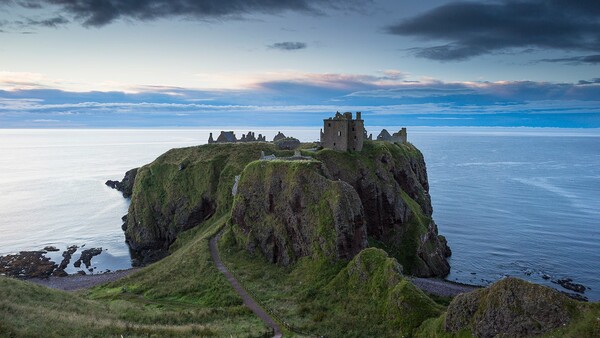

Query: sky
[1,0,599,128]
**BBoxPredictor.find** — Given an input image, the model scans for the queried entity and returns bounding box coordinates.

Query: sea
[1,127,599,300]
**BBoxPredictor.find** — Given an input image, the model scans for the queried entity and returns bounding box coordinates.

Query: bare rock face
[105,168,138,198]
[314,141,451,277]
[231,160,368,265]
[445,277,577,338]
[123,143,283,265]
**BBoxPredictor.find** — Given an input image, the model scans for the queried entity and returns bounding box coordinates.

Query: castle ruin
[208,131,266,144]
[320,112,364,152]
[376,128,407,144]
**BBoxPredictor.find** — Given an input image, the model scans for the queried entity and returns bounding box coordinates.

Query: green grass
[0,215,271,337]
[219,227,443,337]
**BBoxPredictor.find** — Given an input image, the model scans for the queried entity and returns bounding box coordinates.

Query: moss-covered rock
[231,160,368,265]
[124,140,450,276]
[314,141,451,277]
[124,143,288,264]
[326,248,443,336]
[444,277,579,337]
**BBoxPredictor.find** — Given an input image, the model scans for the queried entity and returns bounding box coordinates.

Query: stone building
[320,111,364,152]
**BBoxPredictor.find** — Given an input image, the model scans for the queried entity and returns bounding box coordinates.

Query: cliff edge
[123,141,450,277]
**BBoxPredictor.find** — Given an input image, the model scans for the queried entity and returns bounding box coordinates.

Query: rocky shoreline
[1,245,111,279]
[1,246,591,301]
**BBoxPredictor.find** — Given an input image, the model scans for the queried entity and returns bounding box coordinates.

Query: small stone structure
[320,111,365,152]
[273,132,286,142]
[376,128,407,143]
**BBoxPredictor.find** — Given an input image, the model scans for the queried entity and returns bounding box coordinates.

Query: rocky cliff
[123,143,287,264]
[231,160,368,265]
[123,141,450,276]
[314,141,450,276]
[105,168,138,198]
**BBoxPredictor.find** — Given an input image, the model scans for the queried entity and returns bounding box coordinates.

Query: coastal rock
[42,246,59,252]
[52,245,78,277]
[74,248,103,269]
[444,277,578,337]
[314,141,451,277]
[123,141,450,274]
[0,251,57,278]
[553,278,587,294]
[105,168,138,198]
[231,160,368,264]
[124,143,281,264]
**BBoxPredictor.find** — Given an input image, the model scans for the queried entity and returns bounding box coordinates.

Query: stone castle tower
[320,112,364,151]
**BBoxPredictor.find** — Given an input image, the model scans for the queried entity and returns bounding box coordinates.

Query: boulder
[445,277,578,337]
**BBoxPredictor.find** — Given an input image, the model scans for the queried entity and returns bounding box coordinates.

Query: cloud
[27,16,69,28]
[537,54,600,65]
[0,0,359,27]
[578,78,600,85]
[386,0,600,61]
[2,77,600,128]
[268,41,307,51]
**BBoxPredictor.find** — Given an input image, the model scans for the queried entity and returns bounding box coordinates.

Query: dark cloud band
[538,55,600,65]
[1,0,355,27]
[387,0,600,61]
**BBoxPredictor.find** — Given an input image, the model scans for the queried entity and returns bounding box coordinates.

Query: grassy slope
[0,216,270,337]
[3,142,598,337]
[220,226,444,337]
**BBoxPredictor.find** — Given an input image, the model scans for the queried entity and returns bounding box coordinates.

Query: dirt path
[27,268,139,291]
[210,229,283,338]
[409,277,480,297]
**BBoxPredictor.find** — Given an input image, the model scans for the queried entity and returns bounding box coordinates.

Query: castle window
[352,127,355,131]
[354,136,357,139]
[333,142,336,146]
[337,131,341,137]
[328,123,331,127]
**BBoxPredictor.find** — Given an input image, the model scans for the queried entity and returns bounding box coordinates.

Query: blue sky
[1,0,599,128]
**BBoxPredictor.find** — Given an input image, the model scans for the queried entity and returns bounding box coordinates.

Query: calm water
[1,128,599,300]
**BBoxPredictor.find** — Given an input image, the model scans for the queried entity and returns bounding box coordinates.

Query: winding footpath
[209,230,283,338]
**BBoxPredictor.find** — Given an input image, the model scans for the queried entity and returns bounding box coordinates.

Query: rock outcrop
[105,168,138,198]
[123,141,450,275]
[326,248,443,336]
[444,277,578,337]
[231,160,368,265]
[314,141,451,276]
[0,251,57,278]
[123,143,283,264]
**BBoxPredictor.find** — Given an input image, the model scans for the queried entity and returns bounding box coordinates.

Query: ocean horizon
[1,127,599,300]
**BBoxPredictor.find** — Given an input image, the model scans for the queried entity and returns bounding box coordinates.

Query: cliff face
[124,143,285,264]
[314,141,451,276]
[124,141,450,276]
[231,160,368,265]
